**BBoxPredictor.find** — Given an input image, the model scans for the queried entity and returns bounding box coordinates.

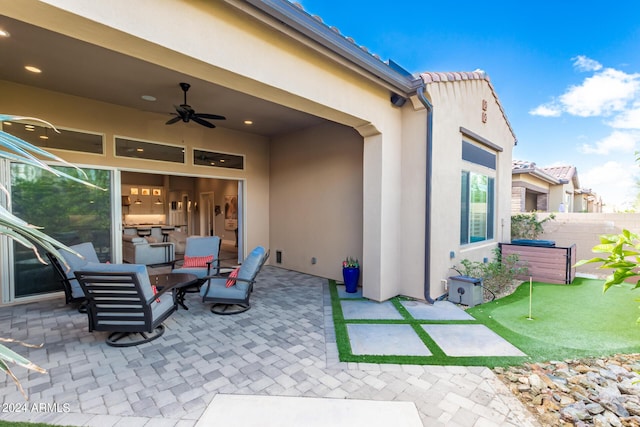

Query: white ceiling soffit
[0,14,327,136]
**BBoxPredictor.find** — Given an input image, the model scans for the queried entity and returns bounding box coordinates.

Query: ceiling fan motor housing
[165,82,225,128]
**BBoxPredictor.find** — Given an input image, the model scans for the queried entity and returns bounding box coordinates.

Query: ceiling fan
[165,82,226,128]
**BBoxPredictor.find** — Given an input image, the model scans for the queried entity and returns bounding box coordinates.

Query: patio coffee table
[150,273,198,310]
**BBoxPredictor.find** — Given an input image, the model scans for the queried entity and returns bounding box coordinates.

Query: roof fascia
[512,168,562,184]
[237,0,419,95]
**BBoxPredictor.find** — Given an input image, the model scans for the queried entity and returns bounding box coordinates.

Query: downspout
[416,82,435,303]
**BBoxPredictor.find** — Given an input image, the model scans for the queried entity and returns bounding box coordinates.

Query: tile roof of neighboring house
[540,165,580,188]
[512,160,562,184]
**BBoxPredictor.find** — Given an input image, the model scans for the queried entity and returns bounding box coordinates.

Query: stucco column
[360,124,402,302]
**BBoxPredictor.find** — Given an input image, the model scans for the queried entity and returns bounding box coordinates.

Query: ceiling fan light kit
[165,82,226,128]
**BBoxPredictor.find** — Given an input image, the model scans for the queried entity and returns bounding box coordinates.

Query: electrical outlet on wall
[441,279,448,291]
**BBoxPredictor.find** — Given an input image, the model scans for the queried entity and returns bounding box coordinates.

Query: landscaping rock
[493,354,640,427]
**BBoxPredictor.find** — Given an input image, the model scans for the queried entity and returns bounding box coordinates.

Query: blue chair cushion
[237,246,266,282]
[59,242,101,299]
[200,277,249,299]
[183,236,220,258]
[76,263,155,303]
[200,246,266,301]
[173,236,221,278]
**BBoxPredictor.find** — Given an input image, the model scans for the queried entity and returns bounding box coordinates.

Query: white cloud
[607,102,640,129]
[560,68,639,117]
[529,103,561,117]
[581,160,639,210]
[572,55,602,72]
[529,59,640,124]
[578,130,639,155]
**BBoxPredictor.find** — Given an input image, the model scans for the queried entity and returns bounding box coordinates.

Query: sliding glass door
[10,164,113,298]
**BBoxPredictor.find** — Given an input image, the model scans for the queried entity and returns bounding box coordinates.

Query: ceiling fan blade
[166,115,181,125]
[195,113,226,121]
[192,116,216,128]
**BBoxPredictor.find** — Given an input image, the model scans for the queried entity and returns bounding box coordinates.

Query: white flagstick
[527,277,533,320]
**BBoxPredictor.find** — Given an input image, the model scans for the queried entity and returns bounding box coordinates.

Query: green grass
[330,277,640,367]
[467,277,640,361]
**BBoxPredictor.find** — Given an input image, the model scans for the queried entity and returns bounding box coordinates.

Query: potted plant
[342,256,360,293]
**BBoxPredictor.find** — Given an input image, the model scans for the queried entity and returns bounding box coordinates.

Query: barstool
[137,227,151,238]
[161,226,174,242]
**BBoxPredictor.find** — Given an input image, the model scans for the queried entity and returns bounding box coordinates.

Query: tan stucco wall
[533,213,640,278]
[270,122,363,281]
[408,79,515,301]
[1,1,518,303]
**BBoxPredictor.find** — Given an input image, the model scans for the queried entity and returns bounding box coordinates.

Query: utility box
[448,275,483,307]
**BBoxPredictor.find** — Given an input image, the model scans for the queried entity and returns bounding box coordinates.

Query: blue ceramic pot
[342,267,360,293]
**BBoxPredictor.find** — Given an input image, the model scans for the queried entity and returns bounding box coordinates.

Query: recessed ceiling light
[136,148,144,152]
[25,65,42,73]
[39,135,49,140]
[244,120,253,125]
[0,29,10,38]
[141,95,156,102]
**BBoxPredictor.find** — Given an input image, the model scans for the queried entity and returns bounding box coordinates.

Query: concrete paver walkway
[0,266,539,426]
[338,295,525,358]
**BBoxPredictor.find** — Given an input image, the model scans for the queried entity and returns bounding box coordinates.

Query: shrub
[455,247,528,300]
[511,212,555,240]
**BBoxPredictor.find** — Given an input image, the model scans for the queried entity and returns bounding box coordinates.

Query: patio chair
[47,242,102,312]
[172,235,221,284]
[74,263,178,347]
[200,246,269,315]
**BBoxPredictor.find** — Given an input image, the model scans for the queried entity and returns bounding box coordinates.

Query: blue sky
[297,1,640,211]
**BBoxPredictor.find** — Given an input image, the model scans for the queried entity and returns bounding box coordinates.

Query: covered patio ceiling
[0,14,327,137]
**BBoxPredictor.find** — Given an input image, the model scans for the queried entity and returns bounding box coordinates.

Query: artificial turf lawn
[329,280,529,367]
[467,277,640,361]
[330,277,640,367]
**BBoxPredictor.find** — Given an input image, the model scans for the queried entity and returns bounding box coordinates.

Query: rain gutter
[416,82,435,304]
[240,0,420,95]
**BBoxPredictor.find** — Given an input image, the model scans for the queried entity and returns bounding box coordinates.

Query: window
[193,149,244,169]
[115,137,184,163]
[11,164,113,297]
[460,171,495,244]
[3,121,103,154]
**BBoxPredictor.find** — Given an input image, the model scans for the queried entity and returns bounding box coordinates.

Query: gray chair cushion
[200,277,248,299]
[59,242,101,299]
[77,262,155,302]
[237,246,266,282]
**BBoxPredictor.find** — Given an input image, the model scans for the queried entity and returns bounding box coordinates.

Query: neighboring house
[0,0,516,304]
[512,161,602,213]
[574,189,603,213]
[512,160,564,212]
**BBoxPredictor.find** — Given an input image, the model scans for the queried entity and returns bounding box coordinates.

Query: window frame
[459,137,497,246]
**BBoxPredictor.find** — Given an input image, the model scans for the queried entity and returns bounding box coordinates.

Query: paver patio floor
[0,266,539,426]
